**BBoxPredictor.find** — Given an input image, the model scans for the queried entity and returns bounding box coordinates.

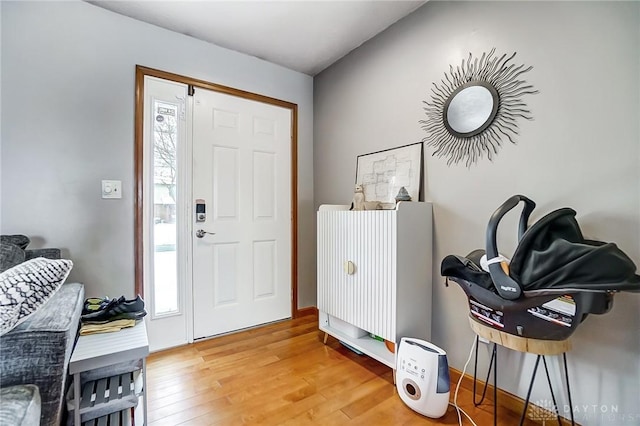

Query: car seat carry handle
[486,195,536,300]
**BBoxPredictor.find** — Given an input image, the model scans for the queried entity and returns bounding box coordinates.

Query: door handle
[196,229,216,238]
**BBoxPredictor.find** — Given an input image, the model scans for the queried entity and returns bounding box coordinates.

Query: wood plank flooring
[146,314,539,425]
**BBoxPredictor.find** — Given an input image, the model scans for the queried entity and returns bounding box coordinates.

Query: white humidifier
[395,337,450,418]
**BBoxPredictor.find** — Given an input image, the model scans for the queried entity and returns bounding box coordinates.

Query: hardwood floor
[146,315,539,425]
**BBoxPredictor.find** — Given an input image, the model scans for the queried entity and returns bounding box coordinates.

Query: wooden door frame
[134,65,300,318]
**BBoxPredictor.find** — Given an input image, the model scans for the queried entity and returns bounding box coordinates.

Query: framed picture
[355,142,423,203]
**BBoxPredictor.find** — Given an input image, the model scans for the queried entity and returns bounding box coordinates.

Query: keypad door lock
[195,199,206,222]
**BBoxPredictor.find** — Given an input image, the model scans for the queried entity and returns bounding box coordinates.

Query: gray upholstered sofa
[0,235,84,426]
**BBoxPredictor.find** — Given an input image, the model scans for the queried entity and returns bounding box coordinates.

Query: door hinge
[188,85,195,96]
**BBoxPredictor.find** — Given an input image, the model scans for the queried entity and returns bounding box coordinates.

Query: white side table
[69,321,149,425]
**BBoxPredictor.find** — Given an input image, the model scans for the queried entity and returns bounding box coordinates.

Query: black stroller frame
[442,195,640,426]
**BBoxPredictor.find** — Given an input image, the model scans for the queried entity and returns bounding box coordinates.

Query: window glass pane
[152,101,178,315]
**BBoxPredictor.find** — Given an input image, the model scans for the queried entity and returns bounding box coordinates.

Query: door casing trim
[134,65,300,318]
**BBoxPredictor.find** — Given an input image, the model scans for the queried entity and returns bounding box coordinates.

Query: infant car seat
[441,195,640,340]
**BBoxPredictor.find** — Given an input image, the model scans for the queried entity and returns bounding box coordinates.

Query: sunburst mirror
[420,49,539,166]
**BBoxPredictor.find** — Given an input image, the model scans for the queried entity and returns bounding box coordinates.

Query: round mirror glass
[444,83,498,137]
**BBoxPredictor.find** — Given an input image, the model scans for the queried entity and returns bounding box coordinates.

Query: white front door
[191,88,292,339]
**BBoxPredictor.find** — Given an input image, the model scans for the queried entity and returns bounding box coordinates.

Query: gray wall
[0,1,316,308]
[315,1,639,424]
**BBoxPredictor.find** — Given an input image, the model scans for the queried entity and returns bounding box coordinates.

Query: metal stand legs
[472,336,498,426]
[472,336,575,426]
[562,353,575,426]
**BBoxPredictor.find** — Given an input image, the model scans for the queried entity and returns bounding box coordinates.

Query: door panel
[253,151,276,219]
[213,243,239,306]
[192,88,292,339]
[213,146,239,220]
[253,240,276,299]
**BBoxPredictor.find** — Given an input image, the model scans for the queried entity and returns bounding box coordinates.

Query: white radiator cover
[317,202,433,368]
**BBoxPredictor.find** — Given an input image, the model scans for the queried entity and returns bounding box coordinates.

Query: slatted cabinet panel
[317,210,396,341]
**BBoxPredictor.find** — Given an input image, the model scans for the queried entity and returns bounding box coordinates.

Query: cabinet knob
[343,261,355,275]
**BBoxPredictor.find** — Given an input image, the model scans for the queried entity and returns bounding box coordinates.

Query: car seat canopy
[509,208,640,291]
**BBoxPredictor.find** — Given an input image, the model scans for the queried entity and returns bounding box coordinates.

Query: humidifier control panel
[399,357,428,380]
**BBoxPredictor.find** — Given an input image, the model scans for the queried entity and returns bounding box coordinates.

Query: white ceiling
[89,1,427,76]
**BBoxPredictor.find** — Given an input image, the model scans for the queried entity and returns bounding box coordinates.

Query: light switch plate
[102,180,122,199]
